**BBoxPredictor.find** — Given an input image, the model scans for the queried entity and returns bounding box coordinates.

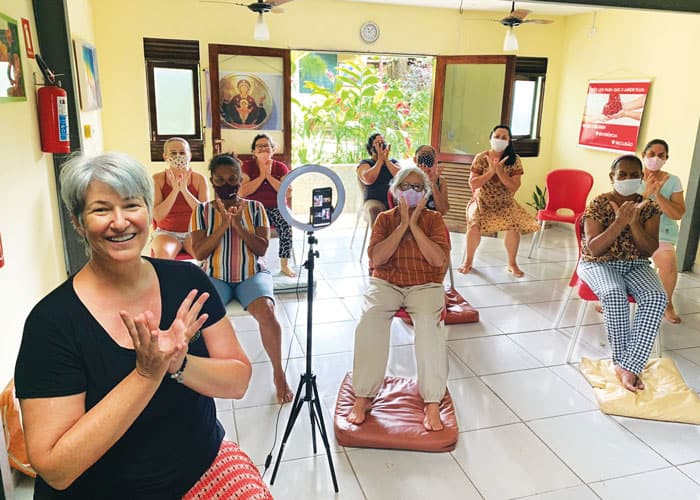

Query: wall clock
[360,21,380,44]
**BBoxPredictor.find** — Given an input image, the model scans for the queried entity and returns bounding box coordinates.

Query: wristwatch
[169,356,188,384]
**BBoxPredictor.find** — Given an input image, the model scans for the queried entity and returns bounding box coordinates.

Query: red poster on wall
[578,80,651,154]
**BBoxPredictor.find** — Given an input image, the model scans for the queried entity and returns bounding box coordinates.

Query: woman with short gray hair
[14,152,270,498]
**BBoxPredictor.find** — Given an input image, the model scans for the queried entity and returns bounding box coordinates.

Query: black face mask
[214,183,240,200]
[417,152,435,168]
[372,142,387,154]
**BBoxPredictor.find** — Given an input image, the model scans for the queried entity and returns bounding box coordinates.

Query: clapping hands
[215,199,244,228]
[120,289,210,381]
[609,199,648,227]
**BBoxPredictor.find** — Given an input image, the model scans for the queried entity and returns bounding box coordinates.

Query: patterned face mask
[417,152,435,168]
[166,154,189,170]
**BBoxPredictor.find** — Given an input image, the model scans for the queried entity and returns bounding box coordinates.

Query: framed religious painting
[209,45,290,166]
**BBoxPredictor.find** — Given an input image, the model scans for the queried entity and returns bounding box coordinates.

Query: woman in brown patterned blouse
[458,124,539,278]
[579,155,667,392]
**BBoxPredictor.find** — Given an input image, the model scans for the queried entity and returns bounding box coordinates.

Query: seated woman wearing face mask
[347,167,451,432]
[579,155,667,393]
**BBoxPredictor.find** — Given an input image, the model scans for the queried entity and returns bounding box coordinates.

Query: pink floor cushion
[334,372,459,452]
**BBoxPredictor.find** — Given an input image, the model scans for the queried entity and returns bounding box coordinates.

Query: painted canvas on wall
[219,72,278,130]
[0,12,26,102]
[73,39,102,110]
[578,79,651,154]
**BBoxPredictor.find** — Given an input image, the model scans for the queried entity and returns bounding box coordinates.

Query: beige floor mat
[579,357,700,424]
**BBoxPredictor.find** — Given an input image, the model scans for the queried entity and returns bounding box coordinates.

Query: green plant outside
[291,57,432,166]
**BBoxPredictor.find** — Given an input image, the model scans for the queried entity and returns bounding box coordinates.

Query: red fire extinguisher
[36,54,70,154]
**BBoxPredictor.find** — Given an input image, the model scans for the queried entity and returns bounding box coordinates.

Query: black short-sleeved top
[358,158,397,207]
[14,258,227,500]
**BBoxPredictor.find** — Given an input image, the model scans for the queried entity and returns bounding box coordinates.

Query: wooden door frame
[431,55,516,164]
[208,44,292,167]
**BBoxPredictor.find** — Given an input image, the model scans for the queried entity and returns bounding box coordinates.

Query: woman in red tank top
[151,138,208,259]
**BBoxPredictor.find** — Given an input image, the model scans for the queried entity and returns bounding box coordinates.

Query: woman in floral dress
[458,124,539,277]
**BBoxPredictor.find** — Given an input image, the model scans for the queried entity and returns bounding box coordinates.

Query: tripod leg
[270,377,306,485]
[310,377,339,492]
[310,394,317,453]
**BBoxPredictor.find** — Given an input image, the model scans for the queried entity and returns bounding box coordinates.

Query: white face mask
[644,156,666,171]
[614,178,642,196]
[490,138,508,153]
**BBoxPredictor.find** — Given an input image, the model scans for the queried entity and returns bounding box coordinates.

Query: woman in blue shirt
[640,139,686,324]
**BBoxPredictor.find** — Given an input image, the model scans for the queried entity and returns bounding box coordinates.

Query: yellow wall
[551,9,699,197]
[92,0,567,189]
[0,0,103,384]
[0,0,65,383]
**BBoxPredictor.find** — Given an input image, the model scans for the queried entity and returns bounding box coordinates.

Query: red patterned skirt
[183,441,273,499]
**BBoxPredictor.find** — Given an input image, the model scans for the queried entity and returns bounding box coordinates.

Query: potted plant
[526,185,547,212]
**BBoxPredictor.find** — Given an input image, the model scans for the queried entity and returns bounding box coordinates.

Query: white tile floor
[12,216,700,499]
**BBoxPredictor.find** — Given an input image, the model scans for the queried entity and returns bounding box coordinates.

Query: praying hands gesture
[119,289,210,381]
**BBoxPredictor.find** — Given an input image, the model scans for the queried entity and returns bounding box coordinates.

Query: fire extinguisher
[36,54,70,154]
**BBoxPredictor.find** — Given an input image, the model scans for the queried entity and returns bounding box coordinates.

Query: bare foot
[280,265,297,278]
[457,262,473,274]
[507,266,525,278]
[664,305,681,324]
[614,364,639,393]
[423,403,444,431]
[347,397,372,425]
[274,374,294,404]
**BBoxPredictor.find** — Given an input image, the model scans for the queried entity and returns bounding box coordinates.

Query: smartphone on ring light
[311,187,333,228]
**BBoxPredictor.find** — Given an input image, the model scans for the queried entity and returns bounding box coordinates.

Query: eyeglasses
[255,144,272,151]
[398,183,425,192]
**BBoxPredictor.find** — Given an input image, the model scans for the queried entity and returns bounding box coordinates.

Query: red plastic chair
[553,215,660,363]
[528,169,594,258]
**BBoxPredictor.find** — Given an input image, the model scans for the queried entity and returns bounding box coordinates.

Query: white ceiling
[344,0,598,16]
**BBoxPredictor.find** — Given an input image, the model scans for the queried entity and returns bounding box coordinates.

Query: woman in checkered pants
[578,155,667,392]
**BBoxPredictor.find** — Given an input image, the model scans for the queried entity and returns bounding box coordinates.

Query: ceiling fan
[492,1,554,51]
[200,0,295,40]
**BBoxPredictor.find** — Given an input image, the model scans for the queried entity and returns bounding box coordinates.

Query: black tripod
[270,232,339,492]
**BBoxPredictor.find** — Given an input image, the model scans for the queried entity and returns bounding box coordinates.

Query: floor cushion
[579,357,700,424]
[397,286,479,326]
[334,372,459,452]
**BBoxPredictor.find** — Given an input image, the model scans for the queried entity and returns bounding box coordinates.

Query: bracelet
[169,356,188,384]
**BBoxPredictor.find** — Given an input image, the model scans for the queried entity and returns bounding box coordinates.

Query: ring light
[276,164,346,233]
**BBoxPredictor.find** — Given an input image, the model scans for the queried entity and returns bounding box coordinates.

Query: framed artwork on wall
[73,39,102,110]
[209,44,291,166]
[0,12,27,102]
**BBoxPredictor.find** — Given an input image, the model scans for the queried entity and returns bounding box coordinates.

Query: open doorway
[289,51,434,222]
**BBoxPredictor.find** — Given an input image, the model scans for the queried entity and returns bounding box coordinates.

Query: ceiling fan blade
[511,9,531,20]
[269,0,293,5]
[521,19,554,24]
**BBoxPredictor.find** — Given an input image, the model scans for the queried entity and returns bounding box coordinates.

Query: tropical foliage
[291,55,432,165]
